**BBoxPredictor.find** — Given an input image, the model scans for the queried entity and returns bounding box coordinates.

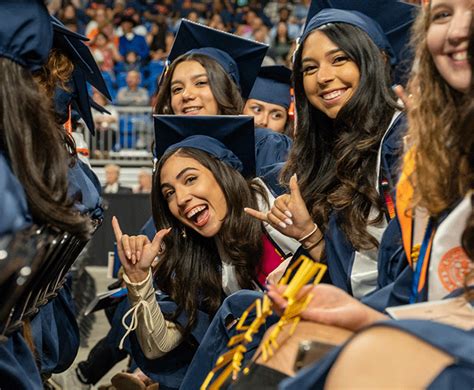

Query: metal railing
[82,106,154,162]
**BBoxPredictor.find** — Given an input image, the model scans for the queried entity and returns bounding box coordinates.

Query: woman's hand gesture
[245,174,315,241]
[112,216,171,283]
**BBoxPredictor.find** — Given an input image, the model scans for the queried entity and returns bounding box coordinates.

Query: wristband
[302,234,324,251]
[298,222,318,243]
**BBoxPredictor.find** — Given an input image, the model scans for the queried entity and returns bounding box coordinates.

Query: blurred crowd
[47,0,313,104]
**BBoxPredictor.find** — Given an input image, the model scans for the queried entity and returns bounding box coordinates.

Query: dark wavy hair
[0,58,92,239]
[154,53,244,115]
[151,148,268,334]
[282,23,401,250]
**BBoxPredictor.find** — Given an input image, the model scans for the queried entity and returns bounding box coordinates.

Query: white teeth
[186,205,206,219]
[183,107,200,113]
[322,89,345,100]
[451,51,467,61]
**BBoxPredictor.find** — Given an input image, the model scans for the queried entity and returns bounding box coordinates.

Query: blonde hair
[406,6,472,216]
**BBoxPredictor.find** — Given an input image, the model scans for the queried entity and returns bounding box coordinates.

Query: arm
[112,217,182,358]
[123,270,183,359]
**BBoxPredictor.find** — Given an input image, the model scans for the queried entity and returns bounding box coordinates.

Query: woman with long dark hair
[272,1,473,388]
[113,116,298,389]
[247,7,409,298]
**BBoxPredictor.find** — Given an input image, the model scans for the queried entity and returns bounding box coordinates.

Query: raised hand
[112,216,171,283]
[245,174,315,241]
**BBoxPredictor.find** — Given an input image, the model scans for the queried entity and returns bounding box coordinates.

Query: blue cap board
[167,19,268,99]
[0,0,53,72]
[248,65,292,109]
[302,0,418,67]
[154,115,256,178]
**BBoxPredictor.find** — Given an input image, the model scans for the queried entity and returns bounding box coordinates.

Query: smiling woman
[113,115,299,388]
[276,9,406,296]
[155,54,241,115]
[153,19,268,117]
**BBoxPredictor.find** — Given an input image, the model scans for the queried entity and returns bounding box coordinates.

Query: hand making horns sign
[112,216,171,283]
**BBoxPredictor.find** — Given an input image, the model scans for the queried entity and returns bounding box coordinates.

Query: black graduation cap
[51,16,112,134]
[51,15,112,101]
[0,0,53,72]
[303,0,419,66]
[167,19,268,99]
[154,115,256,178]
[248,65,292,109]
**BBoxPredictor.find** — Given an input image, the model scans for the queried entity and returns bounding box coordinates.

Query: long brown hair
[151,148,267,334]
[0,58,91,239]
[154,53,244,115]
[406,6,471,216]
[283,24,400,250]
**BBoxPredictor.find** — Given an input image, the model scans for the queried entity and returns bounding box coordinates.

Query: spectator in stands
[56,2,86,34]
[123,51,142,72]
[264,0,294,25]
[85,7,118,46]
[90,31,122,74]
[118,15,149,63]
[116,70,149,106]
[92,89,118,158]
[208,13,227,32]
[102,164,132,194]
[133,168,153,194]
[270,21,292,62]
[147,21,168,60]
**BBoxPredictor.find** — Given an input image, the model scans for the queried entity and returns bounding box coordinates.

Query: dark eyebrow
[430,2,450,12]
[160,167,199,189]
[301,48,344,63]
[171,73,208,86]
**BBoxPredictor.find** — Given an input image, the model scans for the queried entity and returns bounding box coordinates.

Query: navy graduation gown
[0,153,40,389]
[180,290,279,390]
[67,159,103,218]
[0,153,32,235]
[255,128,292,177]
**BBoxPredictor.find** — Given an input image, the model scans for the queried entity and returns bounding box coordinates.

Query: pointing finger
[244,207,269,223]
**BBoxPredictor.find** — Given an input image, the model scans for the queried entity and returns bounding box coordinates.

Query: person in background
[102,164,132,194]
[134,168,153,194]
[90,31,122,75]
[92,89,118,158]
[118,15,149,63]
[116,70,149,106]
[243,65,293,136]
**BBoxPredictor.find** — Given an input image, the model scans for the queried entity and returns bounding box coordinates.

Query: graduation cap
[248,65,292,109]
[51,15,112,101]
[0,0,53,72]
[53,69,110,135]
[302,0,419,66]
[51,16,112,134]
[154,115,256,178]
[167,19,268,99]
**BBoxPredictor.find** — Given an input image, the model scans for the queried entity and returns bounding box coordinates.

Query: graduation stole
[201,256,327,390]
[396,148,436,302]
